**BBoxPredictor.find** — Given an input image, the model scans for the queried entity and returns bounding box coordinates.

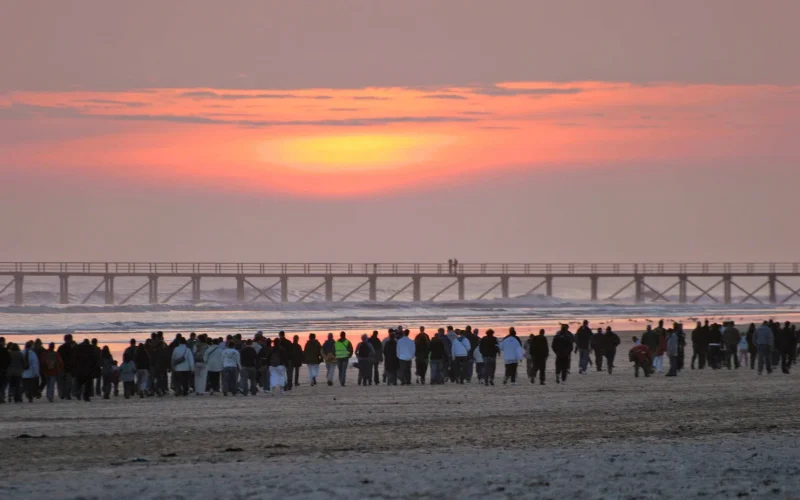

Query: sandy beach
[2,356,800,499]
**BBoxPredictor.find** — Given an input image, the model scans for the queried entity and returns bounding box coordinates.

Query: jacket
[240,345,258,368]
[641,329,659,353]
[602,332,621,351]
[755,325,774,347]
[171,344,195,372]
[22,348,40,379]
[414,334,430,360]
[397,337,416,361]
[530,335,550,358]
[193,343,209,364]
[40,350,63,377]
[551,332,574,357]
[479,336,500,358]
[590,333,604,351]
[73,342,101,380]
[356,341,376,360]
[57,342,75,374]
[666,332,679,357]
[428,336,446,361]
[722,327,741,349]
[7,350,25,377]
[575,326,593,350]
[500,336,524,364]
[368,336,383,363]
[304,339,323,364]
[292,343,304,366]
[222,348,241,369]
[451,337,470,358]
[119,361,137,382]
[0,346,9,373]
[383,339,399,371]
[204,344,223,371]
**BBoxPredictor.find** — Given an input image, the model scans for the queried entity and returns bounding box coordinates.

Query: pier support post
[14,274,23,306]
[590,276,598,301]
[723,275,732,304]
[325,275,333,302]
[501,276,510,298]
[545,276,553,297]
[457,277,465,301]
[679,275,687,304]
[236,276,245,303]
[769,275,777,304]
[634,275,644,304]
[104,276,115,305]
[149,276,159,304]
[281,276,289,303]
[59,275,69,304]
[368,276,377,301]
[412,276,421,302]
[192,276,201,303]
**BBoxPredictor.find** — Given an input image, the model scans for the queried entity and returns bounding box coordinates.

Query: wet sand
[2,359,799,499]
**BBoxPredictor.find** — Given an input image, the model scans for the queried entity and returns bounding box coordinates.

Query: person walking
[171,337,195,396]
[479,329,500,385]
[602,327,621,374]
[0,338,9,403]
[267,338,288,395]
[6,343,24,403]
[575,320,593,375]
[22,341,40,403]
[500,329,524,385]
[428,332,445,385]
[133,343,151,398]
[368,331,383,385]
[414,326,430,384]
[304,333,323,386]
[291,336,304,387]
[355,334,376,386]
[591,328,605,372]
[665,329,679,377]
[334,332,353,386]
[100,346,115,399]
[552,325,574,384]
[450,330,470,384]
[737,331,749,369]
[383,334,399,386]
[278,332,294,391]
[322,333,337,387]
[73,339,100,402]
[40,342,63,403]
[192,334,209,395]
[530,329,549,385]
[239,339,258,396]
[204,338,224,395]
[722,322,741,369]
[755,321,774,375]
[221,340,241,396]
[745,323,757,370]
[56,334,75,400]
[396,330,415,385]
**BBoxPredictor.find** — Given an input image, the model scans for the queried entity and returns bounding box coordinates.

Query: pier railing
[1,262,799,276]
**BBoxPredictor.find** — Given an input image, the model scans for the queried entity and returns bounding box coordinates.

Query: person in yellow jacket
[334,332,354,387]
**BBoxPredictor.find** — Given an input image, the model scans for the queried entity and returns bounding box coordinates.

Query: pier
[1,262,800,306]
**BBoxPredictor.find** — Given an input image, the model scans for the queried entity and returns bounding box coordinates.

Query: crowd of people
[0,319,797,403]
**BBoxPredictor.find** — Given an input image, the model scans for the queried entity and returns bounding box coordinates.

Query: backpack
[44,352,58,371]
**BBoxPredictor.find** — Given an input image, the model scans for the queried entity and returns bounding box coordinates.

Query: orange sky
[2,82,798,196]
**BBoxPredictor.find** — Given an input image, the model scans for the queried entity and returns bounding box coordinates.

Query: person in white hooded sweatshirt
[500,328,524,385]
[171,337,195,396]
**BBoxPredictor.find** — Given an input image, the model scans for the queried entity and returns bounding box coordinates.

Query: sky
[1,0,799,263]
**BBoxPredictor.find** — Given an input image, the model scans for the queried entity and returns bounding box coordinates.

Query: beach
[2,357,799,499]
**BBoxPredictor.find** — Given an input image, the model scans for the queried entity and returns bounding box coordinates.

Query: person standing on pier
[575,320,593,375]
[552,325,574,384]
[335,332,353,386]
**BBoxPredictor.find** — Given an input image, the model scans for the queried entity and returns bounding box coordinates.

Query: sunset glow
[2,82,798,196]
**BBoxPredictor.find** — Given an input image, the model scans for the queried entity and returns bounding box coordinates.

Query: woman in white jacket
[171,338,195,396]
[500,328,524,385]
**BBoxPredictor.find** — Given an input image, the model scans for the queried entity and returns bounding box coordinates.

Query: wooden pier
[1,262,800,306]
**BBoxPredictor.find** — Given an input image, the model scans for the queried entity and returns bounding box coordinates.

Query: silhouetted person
[530,329,549,385]
[73,339,100,402]
[602,327,621,374]
[552,325,574,384]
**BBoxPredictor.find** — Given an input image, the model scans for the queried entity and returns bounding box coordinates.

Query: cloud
[478,125,520,130]
[77,99,148,108]
[461,111,492,115]
[421,94,468,100]
[181,90,304,100]
[94,113,477,128]
[329,108,362,112]
[472,85,583,97]
[352,96,390,101]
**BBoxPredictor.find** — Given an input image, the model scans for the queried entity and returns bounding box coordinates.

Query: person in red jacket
[40,342,64,402]
[629,338,653,378]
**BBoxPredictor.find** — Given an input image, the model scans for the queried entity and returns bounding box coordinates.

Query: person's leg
[0,374,6,403]
[510,363,518,383]
[239,368,249,395]
[698,352,706,370]
[102,374,111,398]
[94,376,101,397]
[373,361,380,385]
[284,361,293,391]
[83,379,92,401]
[338,359,348,386]
[308,364,315,385]
[606,350,616,374]
[634,362,640,377]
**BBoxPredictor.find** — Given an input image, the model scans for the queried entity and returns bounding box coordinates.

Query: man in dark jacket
[552,325,574,384]
[368,331,383,385]
[239,340,259,395]
[591,328,605,372]
[602,327,621,374]
[479,329,500,386]
[278,331,294,390]
[574,320,593,375]
[707,323,723,369]
[383,335,399,386]
[303,333,323,386]
[530,329,549,385]
[722,322,741,369]
[73,339,101,402]
[415,326,431,384]
[427,333,445,385]
[291,336,304,387]
[778,322,794,374]
[57,334,75,400]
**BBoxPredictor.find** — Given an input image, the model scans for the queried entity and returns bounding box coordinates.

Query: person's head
[48,342,55,351]
[179,337,187,345]
[583,320,589,327]
[456,329,464,338]
[538,329,545,336]
[9,343,19,352]
[309,333,316,340]
[371,331,378,338]
[293,335,299,343]
[246,339,253,346]
[447,325,454,332]
[362,334,369,341]
[704,319,709,326]
[509,327,517,337]
[465,325,472,333]
[597,328,603,334]
[560,324,568,332]
[130,338,136,346]
[658,320,664,327]
[279,331,286,339]
[696,321,702,328]
[0,337,5,348]
[437,328,445,335]
[419,326,425,333]
[273,338,281,347]
[25,340,33,350]
[646,325,652,331]
[403,329,410,337]
[102,346,111,356]
[486,329,495,337]
[91,338,98,346]
[340,331,347,340]
[327,333,334,340]
[227,340,235,348]
[632,336,638,343]
[234,333,241,341]
[190,332,196,339]
[529,334,535,340]
[474,328,480,336]
[606,326,612,333]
